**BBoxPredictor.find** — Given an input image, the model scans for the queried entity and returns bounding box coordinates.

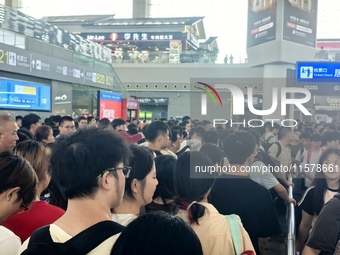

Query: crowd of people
[0,113,339,255]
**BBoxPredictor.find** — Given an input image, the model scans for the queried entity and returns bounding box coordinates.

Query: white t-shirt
[18,224,121,255]
[0,226,21,255]
[111,214,137,226]
[249,161,279,190]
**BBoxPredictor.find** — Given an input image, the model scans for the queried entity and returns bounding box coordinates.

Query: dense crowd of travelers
[0,113,339,255]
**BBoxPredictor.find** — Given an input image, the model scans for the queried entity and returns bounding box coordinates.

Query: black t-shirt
[306,194,340,255]
[288,142,304,158]
[209,175,281,254]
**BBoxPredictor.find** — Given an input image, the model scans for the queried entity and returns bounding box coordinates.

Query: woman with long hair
[112,145,158,226]
[174,151,254,255]
[296,148,340,253]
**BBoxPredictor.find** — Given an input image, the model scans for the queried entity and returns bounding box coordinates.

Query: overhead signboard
[247,0,277,48]
[283,0,318,47]
[0,43,114,89]
[297,62,340,82]
[0,4,112,63]
[80,32,183,42]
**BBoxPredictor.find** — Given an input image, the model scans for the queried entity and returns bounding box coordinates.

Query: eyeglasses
[61,125,75,129]
[96,166,132,179]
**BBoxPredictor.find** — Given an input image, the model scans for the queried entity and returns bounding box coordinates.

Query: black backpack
[21,220,124,255]
[262,135,275,153]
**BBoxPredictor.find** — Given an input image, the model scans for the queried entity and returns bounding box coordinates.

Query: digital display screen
[98,91,122,121]
[0,77,51,111]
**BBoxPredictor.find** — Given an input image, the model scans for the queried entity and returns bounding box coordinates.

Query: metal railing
[286,172,296,255]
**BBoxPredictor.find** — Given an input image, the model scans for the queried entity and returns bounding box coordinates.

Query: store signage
[81,32,183,42]
[0,43,114,89]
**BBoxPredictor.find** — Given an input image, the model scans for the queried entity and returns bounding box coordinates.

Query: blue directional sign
[297,62,340,82]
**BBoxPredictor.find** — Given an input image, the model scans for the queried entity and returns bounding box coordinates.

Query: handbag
[225,214,255,255]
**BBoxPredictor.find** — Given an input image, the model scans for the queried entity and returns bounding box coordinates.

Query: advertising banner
[98,91,122,121]
[247,0,277,48]
[283,0,318,47]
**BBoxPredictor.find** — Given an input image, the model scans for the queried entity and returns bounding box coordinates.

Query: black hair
[17,129,33,144]
[193,126,205,138]
[309,133,323,142]
[59,116,74,127]
[299,131,311,140]
[153,155,176,203]
[127,124,138,135]
[312,148,340,216]
[200,144,223,165]
[170,130,180,143]
[182,116,191,123]
[218,129,234,150]
[174,151,215,225]
[112,118,126,129]
[87,116,95,123]
[323,132,339,143]
[223,131,256,165]
[171,125,183,138]
[146,121,170,143]
[50,128,131,199]
[111,211,203,255]
[21,113,41,130]
[34,125,53,143]
[98,118,112,130]
[304,127,314,134]
[15,115,23,121]
[278,127,292,140]
[78,116,87,122]
[124,145,154,202]
[247,129,261,145]
[202,130,218,145]
[0,151,37,206]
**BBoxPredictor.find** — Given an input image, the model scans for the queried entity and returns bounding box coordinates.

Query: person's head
[202,120,213,131]
[202,130,219,145]
[111,211,203,255]
[309,133,323,149]
[182,120,191,133]
[323,132,340,149]
[312,148,340,215]
[0,151,38,222]
[146,121,170,150]
[291,129,301,143]
[34,125,55,144]
[21,114,41,135]
[15,116,23,127]
[78,116,88,128]
[121,145,158,207]
[14,141,52,195]
[127,124,138,135]
[87,116,97,127]
[17,129,33,144]
[182,116,191,124]
[0,115,19,152]
[314,123,322,133]
[299,131,311,149]
[98,118,113,131]
[223,131,256,165]
[199,144,223,166]
[50,128,131,208]
[190,125,205,140]
[270,123,280,135]
[169,130,181,153]
[174,151,215,225]
[171,125,183,139]
[153,155,177,202]
[58,116,75,136]
[112,118,126,131]
[278,127,293,141]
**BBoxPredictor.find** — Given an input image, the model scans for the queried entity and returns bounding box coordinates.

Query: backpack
[262,135,275,153]
[21,220,124,255]
[269,142,282,158]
